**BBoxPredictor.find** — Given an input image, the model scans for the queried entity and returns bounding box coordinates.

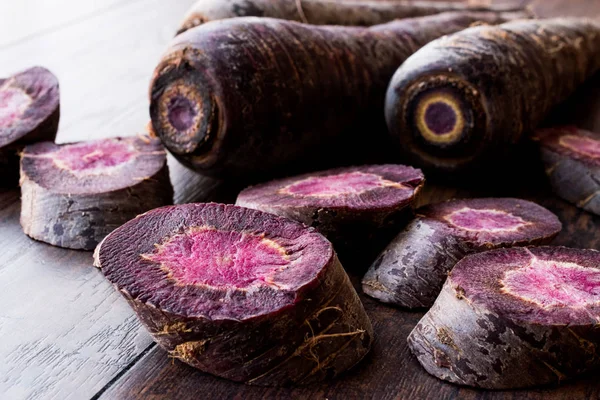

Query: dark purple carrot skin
[385,18,600,174]
[0,67,59,186]
[363,218,474,307]
[20,136,173,250]
[150,12,519,179]
[236,164,424,268]
[94,203,373,386]
[534,126,600,216]
[177,0,529,34]
[362,198,561,309]
[408,246,600,389]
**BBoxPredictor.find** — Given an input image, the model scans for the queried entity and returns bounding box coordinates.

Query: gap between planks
[91,343,157,400]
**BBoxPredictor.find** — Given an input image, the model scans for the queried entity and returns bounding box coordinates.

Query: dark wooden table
[0,1,599,399]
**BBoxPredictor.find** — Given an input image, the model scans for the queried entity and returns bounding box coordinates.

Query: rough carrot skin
[95,203,373,386]
[409,246,600,389]
[534,126,600,216]
[20,136,173,250]
[236,164,425,268]
[150,12,518,178]
[385,18,600,174]
[362,198,561,309]
[177,0,528,34]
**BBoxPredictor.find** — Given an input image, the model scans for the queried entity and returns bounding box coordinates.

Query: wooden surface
[0,1,599,399]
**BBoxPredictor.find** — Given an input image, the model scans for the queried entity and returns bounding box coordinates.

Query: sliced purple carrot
[20,135,173,250]
[534,126,600,216]
[94,203,373,386]
[363,198,561,308]
[0,67,59,185]
[409,246,600,389]
[236,164,424,266]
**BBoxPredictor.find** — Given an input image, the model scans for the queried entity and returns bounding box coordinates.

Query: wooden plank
[0,0,141,48]
[0,221,152,400]
[0,0,194,145]
[0,0,175,50]
[0,0,201,399]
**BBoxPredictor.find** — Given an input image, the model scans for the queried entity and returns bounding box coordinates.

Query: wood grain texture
[0,0,192,145]
[0,186,152,400]
[0,0,137,48]
[0,0,204,399]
